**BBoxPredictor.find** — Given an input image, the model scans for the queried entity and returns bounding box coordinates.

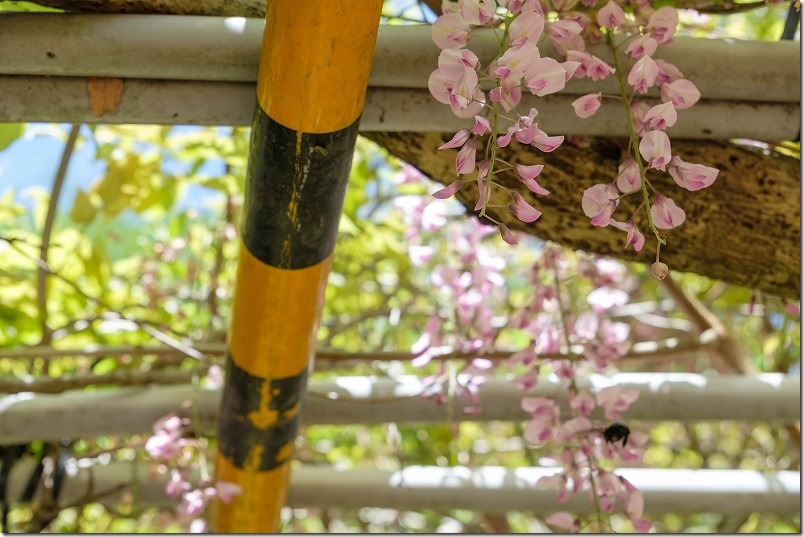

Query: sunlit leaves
[0,123,24,151]
[69,189,96,224]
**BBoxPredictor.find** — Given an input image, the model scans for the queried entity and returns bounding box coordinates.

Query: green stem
[606,33,666,246]
[587,460,606,531]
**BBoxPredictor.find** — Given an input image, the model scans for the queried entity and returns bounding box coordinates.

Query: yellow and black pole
[212,1,382,532]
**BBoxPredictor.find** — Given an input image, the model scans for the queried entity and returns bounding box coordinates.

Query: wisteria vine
[428,0,720,279]
[422,0,735,531]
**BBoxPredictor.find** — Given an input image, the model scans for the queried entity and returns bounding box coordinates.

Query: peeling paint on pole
[212,0,383,531]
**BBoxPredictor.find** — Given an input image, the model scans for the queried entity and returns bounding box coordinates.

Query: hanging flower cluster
[144,367,242,532]
[399,172,654,529]
[429,0,584,244]
[428,0,720,275]
[574,1,718,272]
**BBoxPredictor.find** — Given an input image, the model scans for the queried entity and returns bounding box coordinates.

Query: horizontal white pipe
[0,374,797,443]
[5,461,799,516]
[0,15,799,103]
[0,77,798,139]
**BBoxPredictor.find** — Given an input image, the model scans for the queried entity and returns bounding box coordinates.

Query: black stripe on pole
[241,107,359,270]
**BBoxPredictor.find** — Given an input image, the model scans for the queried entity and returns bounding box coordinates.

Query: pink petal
[508,10,545,44]
[472,115,491,136]
[514,163,545,180]
[498,223,518,244]
[661,79,701,110]
[545,512,579,531]
[638,130,672,171]
[644,101,677,131]
[596,0,625,29]
[432,180,464,199]
[650,194,686,229]
[616,158,641,194]
[509,192,542,223]
[455,139,477,174]
[432,13,472,49]
[667,156,719,191]
[571,92,601,119]
[627,55,659,94]
[438,128,470,150]
[531,133,564,153]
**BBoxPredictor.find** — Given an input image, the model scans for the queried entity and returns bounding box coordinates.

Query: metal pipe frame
[0,14,799,139]
[4,461,800,517]
[0,374,798,444]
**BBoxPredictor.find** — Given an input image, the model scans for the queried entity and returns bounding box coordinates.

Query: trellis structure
[0,3,800,534]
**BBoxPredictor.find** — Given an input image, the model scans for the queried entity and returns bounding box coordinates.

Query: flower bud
[651,261,669,280]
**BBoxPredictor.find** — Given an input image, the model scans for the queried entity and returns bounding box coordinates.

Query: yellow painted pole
[211,1,383,532]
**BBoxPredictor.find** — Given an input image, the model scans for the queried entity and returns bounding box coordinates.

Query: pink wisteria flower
[432,180,464,199]
[615,159,640,194]
[460,0,496,26]
[508,10,545,45]
[638,130,672,170]
[650,194,686,229]
[489,78,522,111]
[571,92,602,118]
[661,79,701,110]
[596,386,639,420]
[499,223,518,245]
[455,139,478,174]
[438,128,470,150]
[643,101,677,131]
[667,156,719,191]
[525,57,568,96]
[432,13,472,49]
[522,396,559,444]
[145,415,183,460]
[472,115,491,135]
[647,6,679,44]
[625,34,658,59]
[567,51,616,81]
[596,0,626,29]
[654,59,684,85]
[627,55,659,94]
[545,512,581,532]
[514,164,550,195]
[582,183,619,227]
[610,219,646,251]
[509,192,543,222]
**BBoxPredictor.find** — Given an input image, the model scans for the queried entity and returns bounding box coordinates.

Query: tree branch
[365,133,801,299]
[11,0,775,16]
[37,124,80,348]
[0,369,196,394]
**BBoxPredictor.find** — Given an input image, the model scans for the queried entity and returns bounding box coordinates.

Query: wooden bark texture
[365,132,800,299]
[15,0,772,16]
[11,0,265,16]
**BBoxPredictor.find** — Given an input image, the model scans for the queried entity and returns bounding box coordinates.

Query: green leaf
[0,123,24,152]
[69,189,97,224]
[91,357,117,375]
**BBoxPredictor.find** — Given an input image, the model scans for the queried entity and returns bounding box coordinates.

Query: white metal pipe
[5,461,800,516]
[0,15,799,103]
[0,374,797,443]
[0,77,798,139]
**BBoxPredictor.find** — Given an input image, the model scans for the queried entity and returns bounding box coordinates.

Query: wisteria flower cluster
[428,0,720,276]
[501,245,651,531]
[398,172,653,529]
[144,366,241,532]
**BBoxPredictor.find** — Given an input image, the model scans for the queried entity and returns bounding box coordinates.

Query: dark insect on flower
[603,423,630,447]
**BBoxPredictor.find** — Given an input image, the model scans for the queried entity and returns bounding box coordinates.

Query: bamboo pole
[211,1,382,532]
